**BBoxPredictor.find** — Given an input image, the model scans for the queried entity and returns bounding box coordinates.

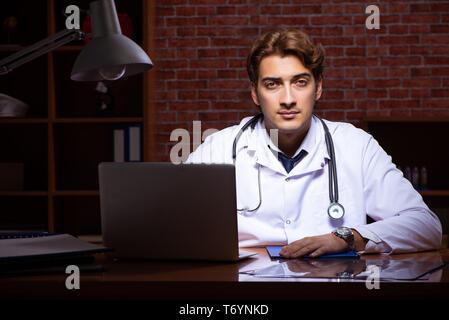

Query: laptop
[98,162,256,261]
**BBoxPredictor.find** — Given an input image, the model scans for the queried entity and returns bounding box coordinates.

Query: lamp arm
[0,29,85,75]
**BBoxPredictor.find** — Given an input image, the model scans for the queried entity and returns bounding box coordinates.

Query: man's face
[251,54,322,135]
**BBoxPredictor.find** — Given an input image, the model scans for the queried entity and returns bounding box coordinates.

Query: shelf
[54,117,143,124]
[0,118,49,124]
[420,190,449,197]
[55,45,84,52]
[54,190,99,196]
[0,191,48,196]
[0,45,25,51]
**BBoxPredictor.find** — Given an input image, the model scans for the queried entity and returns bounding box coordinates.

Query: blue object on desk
[266,245,359,259]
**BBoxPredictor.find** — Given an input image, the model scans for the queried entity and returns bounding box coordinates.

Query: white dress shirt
[187,115,442,253]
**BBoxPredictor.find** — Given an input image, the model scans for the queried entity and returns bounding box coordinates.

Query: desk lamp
[0,0,153,80]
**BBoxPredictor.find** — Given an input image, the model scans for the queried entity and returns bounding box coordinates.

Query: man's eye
[264,81,278,88]
[295,80,308,86]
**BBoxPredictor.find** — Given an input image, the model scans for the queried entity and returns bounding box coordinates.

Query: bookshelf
[362,116,449,245]
[0,0,155,234]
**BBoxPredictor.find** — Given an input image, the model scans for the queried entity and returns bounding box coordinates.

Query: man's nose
[279,86,296,108]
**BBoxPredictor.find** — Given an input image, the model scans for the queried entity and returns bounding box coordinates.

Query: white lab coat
[187,115,442,253]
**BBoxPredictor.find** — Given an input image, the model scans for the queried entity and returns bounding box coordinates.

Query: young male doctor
[187,29,442,258]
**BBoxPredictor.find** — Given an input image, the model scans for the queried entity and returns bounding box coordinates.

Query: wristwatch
[332,227,354,250]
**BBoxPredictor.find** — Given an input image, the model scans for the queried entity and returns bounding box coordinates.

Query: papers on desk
[240,256,446,281]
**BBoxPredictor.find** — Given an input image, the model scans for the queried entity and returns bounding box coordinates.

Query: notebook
[0,233,111,276]
[98,162,256,261]
[0,233,111,261]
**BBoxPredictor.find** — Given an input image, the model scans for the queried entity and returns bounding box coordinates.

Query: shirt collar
[245,115,331,175]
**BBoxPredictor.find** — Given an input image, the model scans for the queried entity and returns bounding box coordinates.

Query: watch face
[337,227,351,236]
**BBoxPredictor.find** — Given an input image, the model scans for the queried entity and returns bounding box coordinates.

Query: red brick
[368,68,388,78]
[432,47,449,55]
[389,46,409,55]
[190,59,227,69]
[167,80,208,90]
[431,89,449,98]
[345,68,366,78]
[402,14,440,24]
[411,89,431,98]
[168,38,209,48]
[178,48,197,58]
[210,80,249,90]
[198,49,218,58]
[380,57,421,66]
[378,36,419,45]
[425,56,449,65]
[178,91,198,100]
[402,79,440,88]
[169,101,210,111]
[310,16,352,25]
[422,35,449,44]
[175,7,195,16]
[390,110,412,117]
[345,47,365,56]
[217,6,237,15]
[283,5,322,14]
[355,79,401,88]
[345,90,365,99]
[356,100,377,112]
[432,67,449,76]
[389,89,409,99]
[260,6,281,14]
[379,100,420,109]
[422,100,449,108]
[166,17,207,27]
[209,17,249,26]
[322,90,344,100]
[411,68,431,77]
[367,90,387,99]
[198,91,218,100]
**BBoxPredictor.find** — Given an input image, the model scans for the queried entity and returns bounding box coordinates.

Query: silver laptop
[98,162,256,261]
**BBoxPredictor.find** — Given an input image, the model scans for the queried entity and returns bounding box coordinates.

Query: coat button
[321,162,325,168]
[286,220,291,225]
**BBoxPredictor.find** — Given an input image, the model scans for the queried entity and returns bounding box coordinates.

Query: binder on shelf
[113,128,125,162]
[112,123,142,162]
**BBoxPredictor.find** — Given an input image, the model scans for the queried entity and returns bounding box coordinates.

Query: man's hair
[247,29,325,84]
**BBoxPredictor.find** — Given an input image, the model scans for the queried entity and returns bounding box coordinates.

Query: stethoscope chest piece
[328,202,345,220]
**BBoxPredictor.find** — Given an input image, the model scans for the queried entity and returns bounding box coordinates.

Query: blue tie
[277,150,307,173]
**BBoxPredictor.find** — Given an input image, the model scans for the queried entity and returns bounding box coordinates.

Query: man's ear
[251,82,260,107]
[315,77,323,101]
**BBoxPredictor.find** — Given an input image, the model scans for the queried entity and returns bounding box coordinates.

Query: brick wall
[152,0,449,161]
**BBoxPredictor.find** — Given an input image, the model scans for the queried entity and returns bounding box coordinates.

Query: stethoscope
[232,113,345,220]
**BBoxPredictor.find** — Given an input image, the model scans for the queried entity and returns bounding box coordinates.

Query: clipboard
[266,245,359,259]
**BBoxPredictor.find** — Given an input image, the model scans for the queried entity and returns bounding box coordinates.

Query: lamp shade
[71,0,153,81]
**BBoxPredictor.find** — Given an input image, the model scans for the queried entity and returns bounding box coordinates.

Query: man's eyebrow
[261,73,312,82]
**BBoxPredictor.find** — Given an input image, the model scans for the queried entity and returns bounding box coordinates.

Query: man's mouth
[278,111,300,119]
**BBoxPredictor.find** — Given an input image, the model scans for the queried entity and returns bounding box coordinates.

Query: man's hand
[279,233,348,258]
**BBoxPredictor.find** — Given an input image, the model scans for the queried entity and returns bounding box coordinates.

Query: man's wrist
[351,228,368,252]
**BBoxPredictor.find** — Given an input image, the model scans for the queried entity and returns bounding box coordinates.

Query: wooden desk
[1,248,449,302]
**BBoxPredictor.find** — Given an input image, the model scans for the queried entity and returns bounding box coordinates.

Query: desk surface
[1,248,449,301]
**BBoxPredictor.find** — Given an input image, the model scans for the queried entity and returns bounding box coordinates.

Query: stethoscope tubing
[232,113,344,219]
